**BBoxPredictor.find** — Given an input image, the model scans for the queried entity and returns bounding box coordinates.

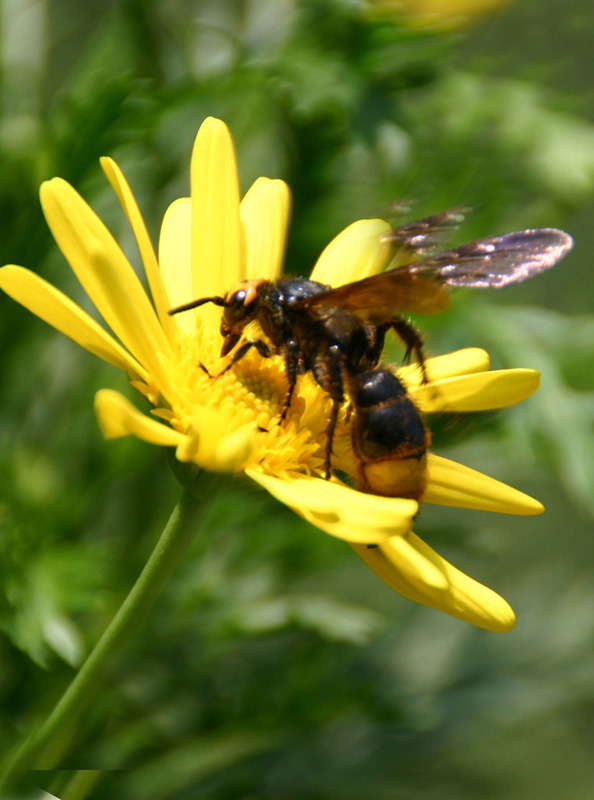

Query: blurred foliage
[1,0,594,798]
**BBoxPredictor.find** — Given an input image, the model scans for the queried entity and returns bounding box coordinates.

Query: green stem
[61,769,103,800]
[0,478,225,792]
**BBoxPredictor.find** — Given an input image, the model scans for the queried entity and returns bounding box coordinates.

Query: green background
[1,1,594,797]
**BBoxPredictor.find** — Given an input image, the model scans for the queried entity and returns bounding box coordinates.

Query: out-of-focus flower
[0,117,542,632]
[364,0,509,29]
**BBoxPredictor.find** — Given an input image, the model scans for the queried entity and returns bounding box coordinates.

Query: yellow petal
[159,198,195,334]
[424,453,544,514]
[383,535,449,590]
[310,219,392,286]
[40,178,174,397]
[89,249,177,404]
[94,389,184,447]
[241,177,291,281]
[398,348,491,386]
[181,407,258,473]
[190,118,243,313]
[352,531,516,632]
[411,368,540,413]
[100,157,177,343]
[246,469,418,543]
[0,265,146,379]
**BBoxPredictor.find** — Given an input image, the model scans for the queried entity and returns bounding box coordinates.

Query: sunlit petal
[311,219,392,286]
[425,453,544,514]
[352,531,516,632]
[412,368,540,412]
[191,117,243,309]
[0,266,146,379]
[184,408,258,473]
[95,389,184,447]
[100,157,176,343]
[241,177,291,281]
[89,249,177,403]
[247,469,418,543]
[384,534,449,590]
[40,179,174,394]
[159,198,194,334]
[399,347,491,386]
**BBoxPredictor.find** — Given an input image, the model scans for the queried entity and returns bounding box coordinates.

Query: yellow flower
[0,117,543,633]
[364,0,509,29]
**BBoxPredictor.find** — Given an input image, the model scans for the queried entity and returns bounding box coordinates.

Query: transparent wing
[381,207,470,255]
[410,228,573,288]
[296,227,572,320]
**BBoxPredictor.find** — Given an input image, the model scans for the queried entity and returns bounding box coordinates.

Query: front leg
[201,338,273,378]
[313,344,346,480]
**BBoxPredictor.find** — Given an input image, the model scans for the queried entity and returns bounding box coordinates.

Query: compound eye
[231,289,247,307]
[223,289,250,325]
[222,279,262,328]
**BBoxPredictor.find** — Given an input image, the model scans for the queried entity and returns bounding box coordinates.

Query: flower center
[156,320,346,478]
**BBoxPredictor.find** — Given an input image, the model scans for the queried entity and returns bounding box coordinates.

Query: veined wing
[410,228,573,288]
[381,206,470,254]
[295,227,572,320]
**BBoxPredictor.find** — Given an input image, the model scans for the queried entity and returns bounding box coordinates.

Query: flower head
[364,0,509,29]
[0,117,544,632]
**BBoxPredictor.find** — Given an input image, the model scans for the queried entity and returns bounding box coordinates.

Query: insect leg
[212,338,273,377]
[389,317,427,382]
[279,340,301,422]
[317,344,345,480]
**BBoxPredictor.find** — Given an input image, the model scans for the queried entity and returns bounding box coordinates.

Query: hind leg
[389,317,428,383]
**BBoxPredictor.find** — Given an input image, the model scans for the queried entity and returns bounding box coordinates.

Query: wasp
[169,211,572,489]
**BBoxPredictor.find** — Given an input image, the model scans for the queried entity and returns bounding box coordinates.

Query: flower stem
[0,478,226,791]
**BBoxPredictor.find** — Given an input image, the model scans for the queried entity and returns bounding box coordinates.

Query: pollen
[156,320,333,477]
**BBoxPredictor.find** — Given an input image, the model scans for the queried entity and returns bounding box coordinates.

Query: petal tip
[99,155,115,172]
[197,116,231,141]
[527,498,545,515]
[486,604,517,633]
